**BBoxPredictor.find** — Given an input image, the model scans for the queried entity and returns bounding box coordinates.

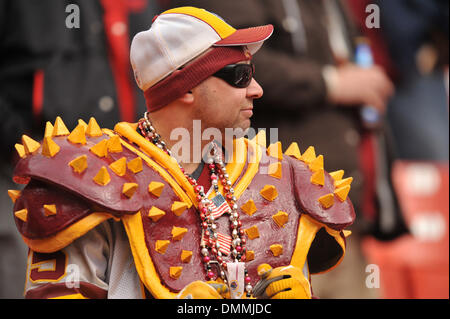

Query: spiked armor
[10,117,355,298]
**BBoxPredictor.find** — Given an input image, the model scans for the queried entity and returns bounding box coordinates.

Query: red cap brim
[214,24,273,51]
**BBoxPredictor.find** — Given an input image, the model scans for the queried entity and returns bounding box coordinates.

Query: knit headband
[144,46,250,112]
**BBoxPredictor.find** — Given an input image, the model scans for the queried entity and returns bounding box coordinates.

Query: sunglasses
[212,63,255,88]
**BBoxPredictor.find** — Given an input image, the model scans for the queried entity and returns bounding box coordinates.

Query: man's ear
[178,90,194,104]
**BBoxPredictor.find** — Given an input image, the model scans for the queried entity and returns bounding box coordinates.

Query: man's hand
[325,63,394,114]
[252,264,311,299]
[176,280,229,299]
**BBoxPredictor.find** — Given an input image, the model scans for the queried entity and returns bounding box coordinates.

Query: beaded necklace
[138,112,252,296]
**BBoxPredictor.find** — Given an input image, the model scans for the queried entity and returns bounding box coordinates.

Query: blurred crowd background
[0,0,448,299]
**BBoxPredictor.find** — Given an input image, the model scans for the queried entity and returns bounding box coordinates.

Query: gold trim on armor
[290,214,346,274]
[122,212,178,298]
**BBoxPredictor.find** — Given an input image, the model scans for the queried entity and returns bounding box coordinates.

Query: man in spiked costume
[9,7,355,299]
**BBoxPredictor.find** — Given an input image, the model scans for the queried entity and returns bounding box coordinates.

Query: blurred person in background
[0,0,160,298]
[166,0,408,298]
[349,0,449,298]
[377,0,448,161]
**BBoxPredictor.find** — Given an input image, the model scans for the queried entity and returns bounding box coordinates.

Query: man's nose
[247,78,263,99]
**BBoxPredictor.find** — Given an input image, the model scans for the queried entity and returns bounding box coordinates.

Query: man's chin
[236,121,251,136]
[224,122,251,140]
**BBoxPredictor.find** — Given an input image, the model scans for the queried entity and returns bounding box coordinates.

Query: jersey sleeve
[24,221,112,299]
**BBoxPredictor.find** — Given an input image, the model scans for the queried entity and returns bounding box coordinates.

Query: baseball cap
[130,6,273,92]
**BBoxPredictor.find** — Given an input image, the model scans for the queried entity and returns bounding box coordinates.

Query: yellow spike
[41,137,60,158]
[89,139,108,158]
[44,121,54,138]
[309,155,324,172]
[272,211,289,228]
[181,250,193,263]
[300,146,316,164]
[78,119,88,131]
[284,142,302,160]
[148,181,165,197]
[69,155,88,173]
[22,135,41,154]
[7,190,21,203]
[107,136,123,153]
[127,157,143,174]
[267,141,283,160]
[43,204,57,216]
[318,193,334,209]
[250,129,266,148]
[52,116,70,136]
[335,177,353,188]
[245,250,255,262]
[310,169,325,186]
[259,185,278,201]
[67,123,86,145]
[148,206,166,222]
[240,199,257,216]
[335,185,351,202]
[270,244,283,257]
[15,144,26,158]
[155,240,170,254]
[169,266,183,279]
[93,166,111,186]
[268,161,282,179]
[171,226,188,241]
[171,201,188,217]
[14,208,28,222]
[86,117,103,137]
[122,183,138,198]
[343,230,352,237]
[245,225,260,240]
[329,170,345,182]
[109,157,127,176]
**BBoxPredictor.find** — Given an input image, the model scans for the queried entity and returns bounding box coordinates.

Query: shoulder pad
[13,118,166,215]
[14,179,91,238]
[282,143,356,231]
[12,178,113,253]
[12,118,195,252]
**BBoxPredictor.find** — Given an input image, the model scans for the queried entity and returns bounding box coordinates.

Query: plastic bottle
[355,38,381,129]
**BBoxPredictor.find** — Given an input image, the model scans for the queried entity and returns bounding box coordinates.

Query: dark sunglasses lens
[233,65,253,88]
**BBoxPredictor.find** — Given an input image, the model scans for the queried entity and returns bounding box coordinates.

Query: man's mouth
[240,107,253,117]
